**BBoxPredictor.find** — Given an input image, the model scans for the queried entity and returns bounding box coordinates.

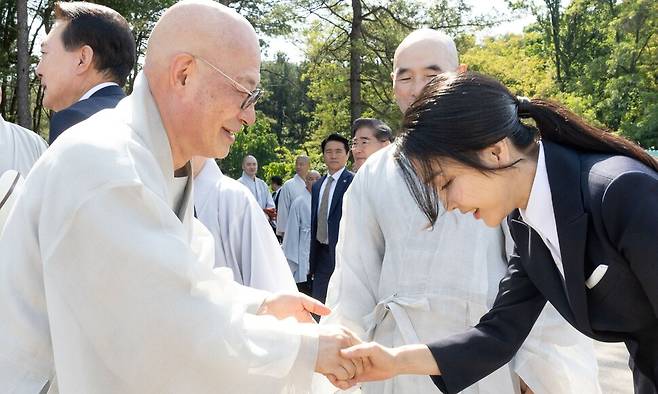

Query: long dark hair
[396,72,658,225]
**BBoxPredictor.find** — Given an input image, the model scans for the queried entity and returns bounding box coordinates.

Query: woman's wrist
[393,344,441,376]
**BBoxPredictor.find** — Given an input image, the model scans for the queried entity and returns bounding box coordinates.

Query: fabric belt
[364,294,430,344]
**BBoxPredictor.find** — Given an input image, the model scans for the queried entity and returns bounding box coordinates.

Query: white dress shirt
[316,166,345,217]
[519,142,607,289]
[519,142,564,279]
[78,82,119,101]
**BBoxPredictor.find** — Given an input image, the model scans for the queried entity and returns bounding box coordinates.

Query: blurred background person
[283,170,321,295]
[350,117,393,172]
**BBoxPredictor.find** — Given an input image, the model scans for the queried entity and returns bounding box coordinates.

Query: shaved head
[243,155,257,165]
[305,170,321,191]
[392,28,459,112]
[242,154,258,177]
[295,155,310,177]
[143,0,261,169]
[393,29,458,72]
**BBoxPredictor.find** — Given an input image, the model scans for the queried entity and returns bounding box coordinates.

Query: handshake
[258,292,414,390]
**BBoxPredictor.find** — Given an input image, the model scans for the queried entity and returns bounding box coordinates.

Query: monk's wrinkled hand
[315,325,363,390]
[257,292,331,323]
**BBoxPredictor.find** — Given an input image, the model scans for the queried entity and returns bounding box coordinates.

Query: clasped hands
[257,292,408,390]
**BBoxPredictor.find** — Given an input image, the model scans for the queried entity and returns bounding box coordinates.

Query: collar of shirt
[79,82,120,101]
[327,166,346,182]
[293,173,305,185]
[240,172,257,182]
[519,142,563,270]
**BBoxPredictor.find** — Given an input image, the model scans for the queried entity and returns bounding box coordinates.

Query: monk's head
[144,0,261,169]
[392,29,463,113]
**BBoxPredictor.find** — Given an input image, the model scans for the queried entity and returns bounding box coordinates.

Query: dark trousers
[627,328,658,393]
[311,243,334,304]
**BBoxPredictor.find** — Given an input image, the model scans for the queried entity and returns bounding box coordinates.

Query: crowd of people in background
[1,1,657,393]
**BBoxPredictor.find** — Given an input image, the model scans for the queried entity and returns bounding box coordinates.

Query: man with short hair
[319,29,600,393]
[283,170,321,294]
[310,133,353,304]
[270,175,283,208]
[238,154,275,210]
[37,1,135,144]
[350,117,393,172]
[276,155,310,238]
[0,1,360,392]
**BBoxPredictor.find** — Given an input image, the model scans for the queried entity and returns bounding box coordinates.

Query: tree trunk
[349,0,363,124]
[16,0,32,128]
[545,0,563,91]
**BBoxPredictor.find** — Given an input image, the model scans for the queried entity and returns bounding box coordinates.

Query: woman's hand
[339,342,440,385]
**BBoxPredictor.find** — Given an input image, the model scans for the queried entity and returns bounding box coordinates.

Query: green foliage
[219,115,279,179]
[259,53,314,149]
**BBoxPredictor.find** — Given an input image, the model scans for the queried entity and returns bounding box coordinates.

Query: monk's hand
[257,292,330,323]
[315,325,363,390]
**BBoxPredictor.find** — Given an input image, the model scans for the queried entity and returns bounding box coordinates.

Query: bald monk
[0,1,362,392]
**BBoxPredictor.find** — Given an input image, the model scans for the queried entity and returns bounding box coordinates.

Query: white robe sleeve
[261,179,275,209]
[44,183,317,391]
[232,189,297,292]
[282,198,302,278]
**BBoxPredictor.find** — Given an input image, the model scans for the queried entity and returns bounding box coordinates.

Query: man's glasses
[194,55,263,110]
[350,138,372,150]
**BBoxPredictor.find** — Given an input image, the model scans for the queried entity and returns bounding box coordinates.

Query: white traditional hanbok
[194,158,296,292]
[316,145,601,394]
[0,114,47,175]
[0,73,317,394]
[238,172,275,209]
[276,174,306,236]
[282,191,312,282]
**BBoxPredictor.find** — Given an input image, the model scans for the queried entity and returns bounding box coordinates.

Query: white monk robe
[0,73,318,394]
[194,158,296,292]
[282,192,311,282]
[238,172,275,209]
[275,174,306,236]
[0,113,47,175]
[316,145,600,394]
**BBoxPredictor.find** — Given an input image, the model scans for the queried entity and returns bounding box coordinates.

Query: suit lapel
[543,142,591,330]
[311,175,325,215]
[509,212,577,325]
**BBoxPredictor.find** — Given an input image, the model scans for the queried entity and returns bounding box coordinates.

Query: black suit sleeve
[428,243,547,393]
[601,170,658,316]
[49,108,88,144]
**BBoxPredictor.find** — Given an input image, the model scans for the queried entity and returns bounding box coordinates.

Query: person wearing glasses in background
[350,118,394,172]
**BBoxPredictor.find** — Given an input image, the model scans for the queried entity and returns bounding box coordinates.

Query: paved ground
[595,341,633,393]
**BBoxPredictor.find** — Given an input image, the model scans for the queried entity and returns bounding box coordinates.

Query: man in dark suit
[36,2,135,144]
[310,133,354,304]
